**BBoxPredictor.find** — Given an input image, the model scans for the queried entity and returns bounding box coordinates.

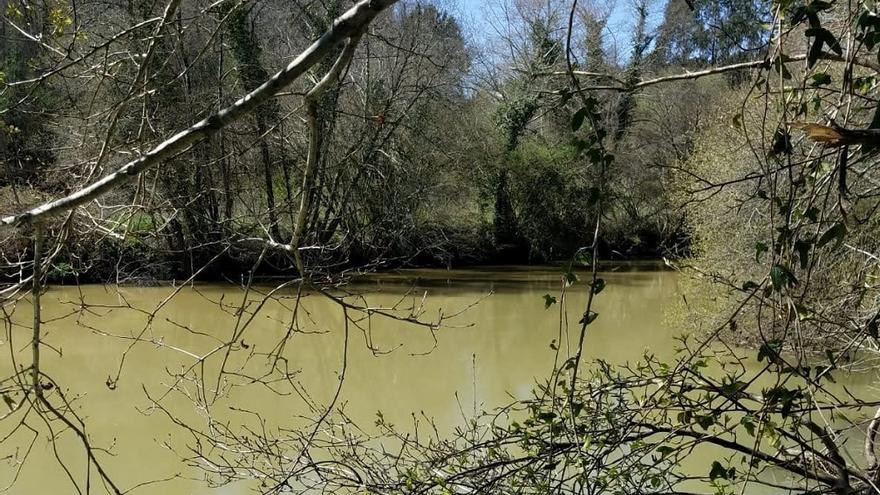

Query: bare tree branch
[530,52,880,92]
[0,0,399,228]
[291,33,363,274]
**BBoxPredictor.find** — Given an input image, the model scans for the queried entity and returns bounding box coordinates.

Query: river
[0,267,876,493]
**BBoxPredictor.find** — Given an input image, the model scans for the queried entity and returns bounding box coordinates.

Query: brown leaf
[790,122,846,146]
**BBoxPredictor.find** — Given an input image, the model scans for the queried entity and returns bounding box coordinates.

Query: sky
[451,0,668,62]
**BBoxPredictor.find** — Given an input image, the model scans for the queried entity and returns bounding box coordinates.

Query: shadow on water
[351,262,672,292]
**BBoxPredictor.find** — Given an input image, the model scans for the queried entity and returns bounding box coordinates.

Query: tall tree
[653,0,769,66]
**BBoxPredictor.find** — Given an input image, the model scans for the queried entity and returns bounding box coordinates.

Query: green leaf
[591,278,606,294]
[558,88,573,106]
[755,242,768,263]
[771,128,793,155]
[807,34,824,68]
[770,264,798,290]
[810,1,834,13]
[740,416,756,437]
[854,75,876,94]
[579,311,598,326]
[720,379,748,398]
[536,411,557,422]
[677,410,692,424]
[543,294,557,309]
[810,72,832,86]
[807,27,843,55]
[585,187,601,206]
[817,222,847,249]
[792,1,833,27]
[758,339,783,364]
[868,99,880,130]
[2,393,15,411]
[795,303,814,320]
[804,206,819,222]
[571,107,587,131]
[742,281,760,291]
[709,461,728,481]
[805,26,843,68]
[772,55,793,79]
[574,251,592,266]
[794,239,812,269]
[697,414,715,430]
[732,113,743,129]
[765,386,803,418]
[864,102,880,153]
[656,445,675,458]
[867,313,879,339]
[815,365,835,383]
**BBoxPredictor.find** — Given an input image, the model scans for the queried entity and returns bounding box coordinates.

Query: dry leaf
[790,122,845,146]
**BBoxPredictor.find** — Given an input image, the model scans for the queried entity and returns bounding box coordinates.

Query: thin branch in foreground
[530,52,880,92]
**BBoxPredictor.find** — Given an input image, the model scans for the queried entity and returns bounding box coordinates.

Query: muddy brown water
[0,267,876,493]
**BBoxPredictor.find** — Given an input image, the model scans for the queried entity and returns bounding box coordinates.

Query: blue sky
[457,0,490,22]
[451,0,667,61]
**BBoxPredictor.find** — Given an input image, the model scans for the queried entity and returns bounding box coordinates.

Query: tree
[653,0,770,66]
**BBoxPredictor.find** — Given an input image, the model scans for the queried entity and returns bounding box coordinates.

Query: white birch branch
[1,0,398,227]
[290,33,363,274]
[532,53,880,92]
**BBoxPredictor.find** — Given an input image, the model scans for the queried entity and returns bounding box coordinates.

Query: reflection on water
[0,267,875,493]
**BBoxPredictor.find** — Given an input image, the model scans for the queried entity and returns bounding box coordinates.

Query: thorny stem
[563,0,609,434]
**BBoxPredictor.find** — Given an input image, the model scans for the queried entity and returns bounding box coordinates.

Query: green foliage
[505,141,597,259]
[806,27,842,67]
[526,20,562,69]
[671,11,880,353]
[754,242,768,262]
[570,107,587,132]
[770,264,798,290]
[7,1,880,493]
[48,6,73,36]
[757,339,783,364]
[708,461,734,481]
[654,0,771,65]
[770,128,793,155]
[494,97,541,151]
[810,72,832,86]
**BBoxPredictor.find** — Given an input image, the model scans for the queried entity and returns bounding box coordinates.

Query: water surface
[0,267,875,493]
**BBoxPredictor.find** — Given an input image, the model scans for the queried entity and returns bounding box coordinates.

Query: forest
[3,0,880,493]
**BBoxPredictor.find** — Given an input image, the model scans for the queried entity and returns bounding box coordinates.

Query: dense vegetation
[0,0,752,282]
[4,0,880,494]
